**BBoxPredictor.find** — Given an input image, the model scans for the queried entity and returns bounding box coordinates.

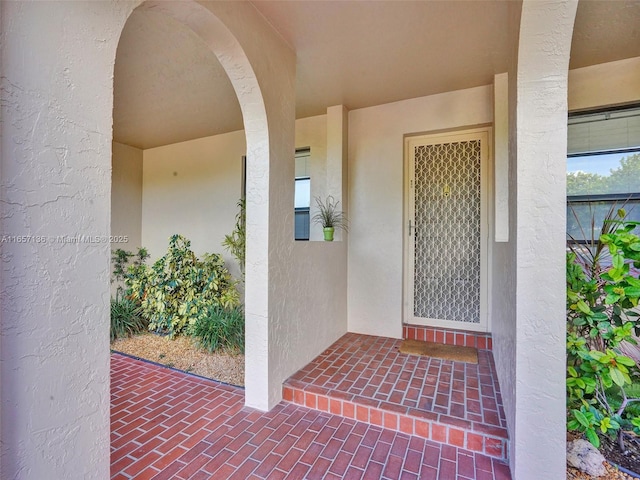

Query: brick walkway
[111,352,511,479]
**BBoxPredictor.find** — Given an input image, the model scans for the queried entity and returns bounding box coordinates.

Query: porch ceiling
[113,0,640,150]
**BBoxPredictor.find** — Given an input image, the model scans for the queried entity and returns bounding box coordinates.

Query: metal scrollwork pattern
[413,140,481,323]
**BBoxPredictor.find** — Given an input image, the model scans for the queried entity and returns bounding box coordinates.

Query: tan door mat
[399,339,478,364]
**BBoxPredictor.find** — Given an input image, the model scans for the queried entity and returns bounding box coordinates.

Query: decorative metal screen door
[405,129,488,331]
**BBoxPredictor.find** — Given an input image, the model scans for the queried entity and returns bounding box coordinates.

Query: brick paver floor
[111,352,511,479]
[284,334,509,460]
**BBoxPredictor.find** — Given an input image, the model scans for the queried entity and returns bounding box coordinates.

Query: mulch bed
[111,332,244,386]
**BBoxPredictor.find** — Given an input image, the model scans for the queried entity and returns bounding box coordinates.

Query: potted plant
[312,195,348,241]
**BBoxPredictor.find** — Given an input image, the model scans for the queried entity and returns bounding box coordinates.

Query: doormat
[399,339,478,364]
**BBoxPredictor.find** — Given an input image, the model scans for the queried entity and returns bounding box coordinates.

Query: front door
[405,129,489,332]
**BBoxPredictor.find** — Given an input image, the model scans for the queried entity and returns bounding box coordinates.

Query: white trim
[403,127,491,333]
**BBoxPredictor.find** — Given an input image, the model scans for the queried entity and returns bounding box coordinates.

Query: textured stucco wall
[511,1,577,478]
[490,0,520,473]
[568,56,640,112]
[141,130,245,278]
[0,1,137,479]
[172,1,347,410]
[112,142,143,251]
[295,114,328,241]
[347,87,493,339]
[491,11,638,476]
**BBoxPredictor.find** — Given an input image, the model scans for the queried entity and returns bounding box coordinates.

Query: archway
[0,2,295,478]
[507,0,578,478]
[114,0,295,411]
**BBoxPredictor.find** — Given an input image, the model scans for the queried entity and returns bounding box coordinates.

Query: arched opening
[110,1,284,409]
[111,3,249,384]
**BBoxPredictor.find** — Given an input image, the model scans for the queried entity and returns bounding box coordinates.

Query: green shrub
[566,208,640,449]
[111,247,149,296]
[192,305,245,353]
[127,234,240,337]
[222,198,246,275]
[110,293,147,341]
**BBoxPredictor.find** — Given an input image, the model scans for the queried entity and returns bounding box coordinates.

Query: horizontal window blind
[568,107,640,154]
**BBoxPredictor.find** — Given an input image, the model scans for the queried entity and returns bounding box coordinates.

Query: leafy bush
[192,305,245,353]
[566,208,640,449]
[222,198,246,275]
[127,234,240,337]
[110,293,147,341]
[111,247,149,296]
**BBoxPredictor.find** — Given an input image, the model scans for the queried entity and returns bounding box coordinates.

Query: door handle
[409,220,415,236]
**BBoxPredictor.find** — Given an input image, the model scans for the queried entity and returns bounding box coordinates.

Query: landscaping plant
[312,195,348,231]
[222,198,246,275]
[566,207,640,450]
[110,292,147,341]
[127,234,240,337]
[111,247,150,340]
[111,247,149,295]
[191,304,245,353]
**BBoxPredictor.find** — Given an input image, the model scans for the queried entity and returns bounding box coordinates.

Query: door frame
[403,127,492,333]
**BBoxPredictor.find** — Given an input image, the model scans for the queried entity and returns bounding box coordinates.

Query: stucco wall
[347,86,493,339]
[569,56,640,112]
[0,1,136,479]
[139,115,330,276]
[491,45,640,477]
[112,141,143,250]
[181,2,348,410]
[490,1,521,473]
[510,1,577,478]
[296,114,328,241]
[141,130,245,278]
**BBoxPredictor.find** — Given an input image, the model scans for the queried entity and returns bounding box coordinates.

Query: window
[295,148,311,240]
[567,107,640,242]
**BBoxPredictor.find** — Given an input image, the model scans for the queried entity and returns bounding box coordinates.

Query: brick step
[403,324,493,350]
[282,379,509,462]
[281,332,509,462]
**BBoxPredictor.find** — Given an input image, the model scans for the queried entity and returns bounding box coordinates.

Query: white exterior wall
[347,86,493,339]
[0,2,136,479]
[188,2,347,410]
[139,115,333,274]
[0,5,347,479]
[491,46,640,479]
[490,1,521,473]
[112,141,143,295]
[568,56,640,112]
[295,114,328,241]
[264,107,349,407]
[141,131,245,278]
[509,1,577,478]
[136,107,348,410]
[112,141,143,251]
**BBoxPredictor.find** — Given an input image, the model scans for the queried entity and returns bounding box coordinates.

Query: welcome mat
[399,339,478,364]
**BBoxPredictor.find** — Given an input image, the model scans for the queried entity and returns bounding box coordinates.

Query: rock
[567,439,608,477]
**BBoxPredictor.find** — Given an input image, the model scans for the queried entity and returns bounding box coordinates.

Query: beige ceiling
[113,0,640,150]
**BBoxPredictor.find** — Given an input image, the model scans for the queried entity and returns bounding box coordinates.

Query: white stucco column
[513,1,577,478]
[325,105,349,242]
[0,2,134,478]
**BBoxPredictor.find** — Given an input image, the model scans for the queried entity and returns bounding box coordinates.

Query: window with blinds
[294,148,311,241]
[567,106,640,242]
